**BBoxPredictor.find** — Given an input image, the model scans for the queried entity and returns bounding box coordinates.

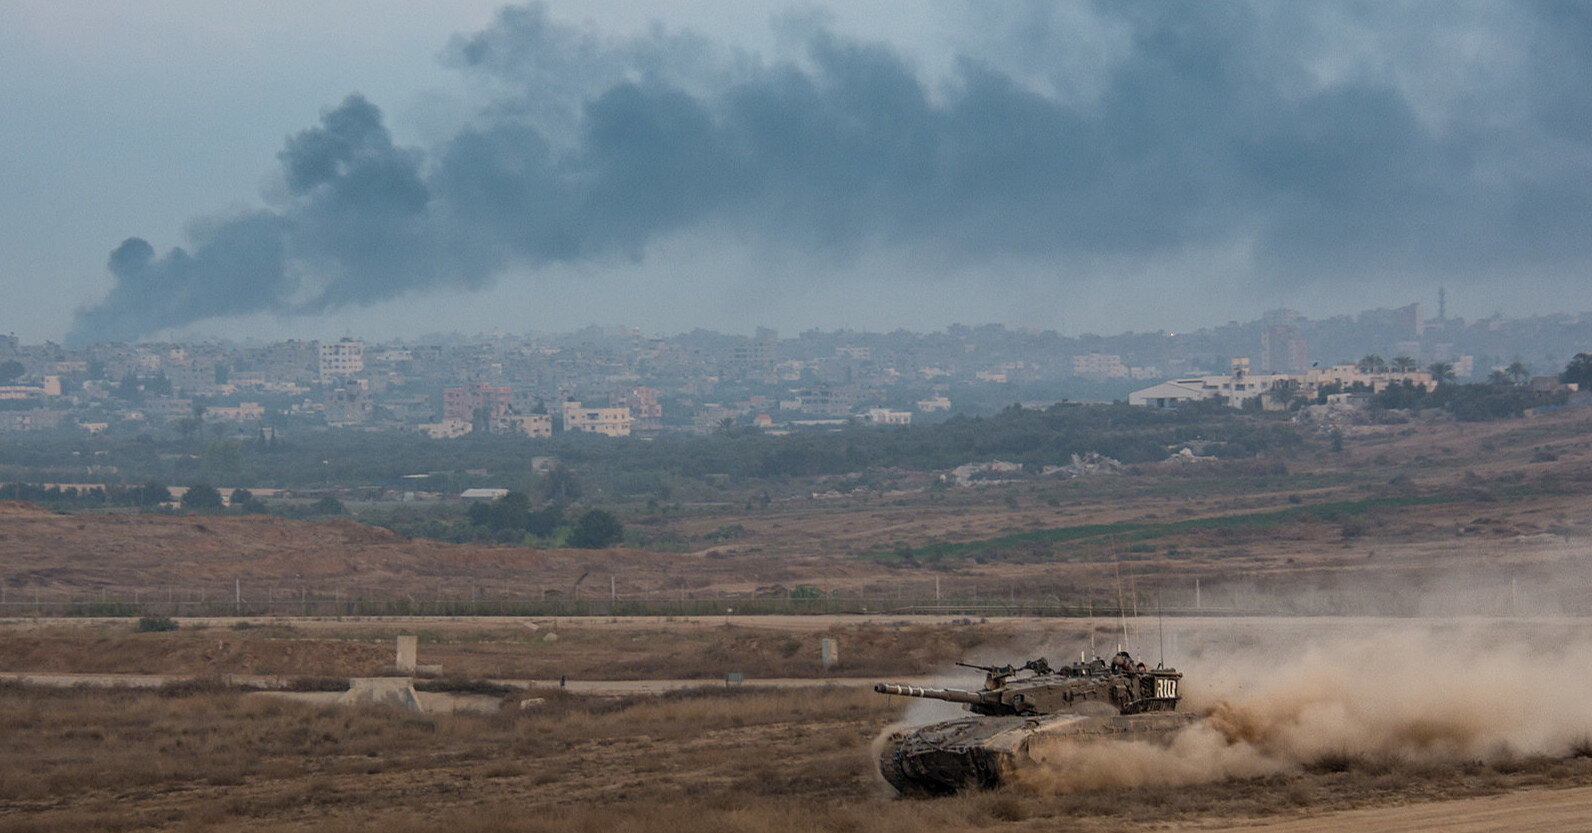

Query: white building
[864,408,912,426]
[1129,358,1436,410]
[318,338,364,384]
[1074,353,1129,379]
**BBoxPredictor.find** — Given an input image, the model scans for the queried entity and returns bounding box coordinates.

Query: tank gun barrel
[873,683,987,705]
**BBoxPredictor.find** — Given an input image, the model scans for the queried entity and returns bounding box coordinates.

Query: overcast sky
[4,1,1592,345]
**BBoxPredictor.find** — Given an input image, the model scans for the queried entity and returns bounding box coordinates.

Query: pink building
[444,383,513,422]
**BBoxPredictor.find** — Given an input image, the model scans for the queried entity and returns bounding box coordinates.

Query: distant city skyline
[6,3,1592,345]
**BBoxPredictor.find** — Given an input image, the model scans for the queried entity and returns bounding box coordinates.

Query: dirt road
[1188,785,1592,833]
[0,669,911,695]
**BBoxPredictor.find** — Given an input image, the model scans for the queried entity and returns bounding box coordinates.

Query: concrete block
[340,677,422,712]
[395,635,418,673]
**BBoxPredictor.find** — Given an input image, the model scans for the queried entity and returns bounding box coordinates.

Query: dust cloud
[893,619,1592,794]
[1188,626,1592,763]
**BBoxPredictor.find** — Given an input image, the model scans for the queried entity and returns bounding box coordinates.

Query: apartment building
[318,339,364,384]
[562,400,632,437]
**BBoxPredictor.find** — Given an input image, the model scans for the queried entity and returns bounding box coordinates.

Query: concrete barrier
[339,677,422,712]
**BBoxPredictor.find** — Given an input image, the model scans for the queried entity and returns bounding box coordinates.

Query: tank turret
[875,651,1182,717]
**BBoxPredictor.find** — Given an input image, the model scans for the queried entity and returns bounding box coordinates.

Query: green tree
[175,415,202,443]
[1488,369,1512,386]
[1561,353,1592,388]
[568,509,623,549]
[1505,361,1531,384]
[229,488,254,506]
[540,464,581,502]
[114,373,143,403]
[138,480,171,506]
[1427,361,1456,385]
[1357,354,1387,373]
[1390,356,1417,373]
[525,504,565,537]
[180,483,224,511]
[0,360,23,383]
[202,440,243,480]
[311,496,345,515]
[487,491,531,532]
[1266,378,1301,408]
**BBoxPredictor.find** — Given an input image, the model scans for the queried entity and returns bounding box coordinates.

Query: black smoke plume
[69,2,1592,344]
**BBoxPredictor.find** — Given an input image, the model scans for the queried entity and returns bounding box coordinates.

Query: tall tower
[1439,286,1446,321]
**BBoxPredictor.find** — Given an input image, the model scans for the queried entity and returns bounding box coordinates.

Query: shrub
[311,496,345,515]
[568,509,623,549]
[136,616,179,633]
[181,484,225,511]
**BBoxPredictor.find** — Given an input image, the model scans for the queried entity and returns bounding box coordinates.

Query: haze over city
[15,6,1592,830]
[6,2,1592,345]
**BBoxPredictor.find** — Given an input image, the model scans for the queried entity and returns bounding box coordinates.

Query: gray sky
[4,2,1591,345]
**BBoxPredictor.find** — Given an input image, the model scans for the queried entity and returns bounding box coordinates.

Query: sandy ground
[1183,784,1592,832]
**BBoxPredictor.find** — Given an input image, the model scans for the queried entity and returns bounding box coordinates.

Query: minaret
[1438,286,1446,321]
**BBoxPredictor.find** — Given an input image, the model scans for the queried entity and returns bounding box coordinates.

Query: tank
[874,651,1198,795]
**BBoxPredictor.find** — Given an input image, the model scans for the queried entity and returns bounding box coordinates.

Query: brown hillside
[3,410,1592,609]
[0,505,877,601]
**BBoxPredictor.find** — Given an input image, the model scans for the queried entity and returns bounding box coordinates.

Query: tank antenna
[1088,585,1097,659]
[1112,545,1129,654]
[1157,591,1166,669]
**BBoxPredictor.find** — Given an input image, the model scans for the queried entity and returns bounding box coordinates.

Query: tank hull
[878,711,1201,796]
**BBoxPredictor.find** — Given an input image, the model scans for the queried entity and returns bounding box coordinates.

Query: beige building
[418,419,472,439]
[562,401,632,437]
[207,402,265,422]
[496,413,553,438]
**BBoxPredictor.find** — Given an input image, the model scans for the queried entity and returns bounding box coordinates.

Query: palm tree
[1427,361,1456,385]
[1267,378,1301,409]
[1391,356,1417,373]
[1357,354,1388,374]
[1506,361,1531,384]
[1489,369,1512,386]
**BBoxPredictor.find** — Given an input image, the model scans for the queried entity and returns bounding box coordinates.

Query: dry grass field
[5,411,1592,828]
[4,680,1592,833]
[0,619,1005,681]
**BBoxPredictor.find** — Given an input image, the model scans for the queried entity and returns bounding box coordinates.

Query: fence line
[0,581,1571,619]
